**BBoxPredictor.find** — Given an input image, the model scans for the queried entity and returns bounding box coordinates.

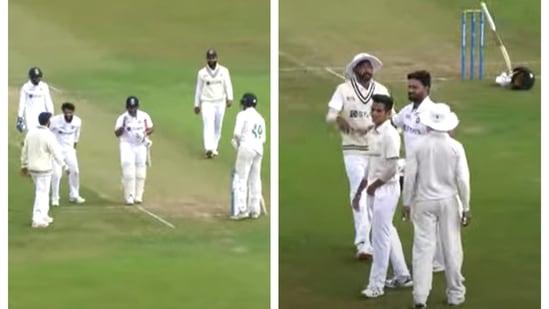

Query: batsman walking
[230,93,266,220]
[114,96,154,205]
[402,103,472,308]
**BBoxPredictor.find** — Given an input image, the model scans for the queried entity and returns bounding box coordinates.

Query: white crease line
[49,85,63,93]
[136,205,176,229]
[99,191,176,229]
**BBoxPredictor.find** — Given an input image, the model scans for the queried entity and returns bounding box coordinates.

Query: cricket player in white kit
[49,102,85,206]
[391,70,445,272]
[326,53,390,259]
[21,112,67,228]
[194,48,234,158]
[114,96,154,205]
[16,67,55,133]
[353,95,412,298]
[402,103,472,308]
[230,93,266,219]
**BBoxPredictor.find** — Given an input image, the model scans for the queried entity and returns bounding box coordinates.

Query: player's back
[238,108,266,155]
[414,133,464,201]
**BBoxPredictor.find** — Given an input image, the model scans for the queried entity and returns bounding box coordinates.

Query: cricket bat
[480,1,513,74]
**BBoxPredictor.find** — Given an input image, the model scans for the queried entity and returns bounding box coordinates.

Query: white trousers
[120,142,148,202]
[51,147,80,201]
[231,146,262,216]
[412,196,466,305]
[201,100,226,152]
[367,182,411,289]
[31,173,52,223]
[343,153,372,252]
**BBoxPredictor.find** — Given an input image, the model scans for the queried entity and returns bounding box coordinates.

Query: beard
[64,115,73,123]
[207,61,217,69]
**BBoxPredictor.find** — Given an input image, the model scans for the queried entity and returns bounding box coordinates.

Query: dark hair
[61,102,75,111]
[372,94,394,111]
[407,70,431,88]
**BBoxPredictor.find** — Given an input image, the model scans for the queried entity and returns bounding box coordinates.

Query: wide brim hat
[345,52,383,78]
[420,103,459,132]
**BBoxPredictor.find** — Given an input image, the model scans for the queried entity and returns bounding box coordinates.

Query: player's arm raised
[194,72,204,114]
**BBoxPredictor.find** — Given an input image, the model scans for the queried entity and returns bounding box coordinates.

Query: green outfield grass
[279,0,540,308]
[8,0,270,308]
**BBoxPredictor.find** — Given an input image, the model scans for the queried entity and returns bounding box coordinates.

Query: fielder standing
[194,48,234,158]
[20,112,67,228]
[230,93,266,219]
[326,52,390,260]
[16,67,55,133]
[402,103,471,308]
[49,102,85,206]
[391,70,445,272]
[353,94,412,298]
[114,96,154,205]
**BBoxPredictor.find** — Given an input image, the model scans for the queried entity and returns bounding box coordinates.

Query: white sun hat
[345,52,383,78]
[420,103,460,132]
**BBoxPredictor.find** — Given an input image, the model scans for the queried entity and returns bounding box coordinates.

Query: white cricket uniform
[392,96,447,269]
[231,107,266,217]
[20,126,64,224]
[326,78,390,254]
[194,64,234,153]
[114,110,153,203]
[402,132,470,305]
[18,81,55,130]
[365,120,411,290]
[49,115,82,202]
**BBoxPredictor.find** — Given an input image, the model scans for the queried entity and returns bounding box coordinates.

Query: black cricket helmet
[206,48,217,60]
[510,66,535,90]
[126,96,140,108]
[240,93,258,107]
[28,67,43,79]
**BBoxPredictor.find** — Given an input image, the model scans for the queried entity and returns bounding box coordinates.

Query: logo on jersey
[349,110,369,118]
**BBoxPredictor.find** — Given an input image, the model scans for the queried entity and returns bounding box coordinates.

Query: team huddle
[17,49,267,228]
[326,53,471,308]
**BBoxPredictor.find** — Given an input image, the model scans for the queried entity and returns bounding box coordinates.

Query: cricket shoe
[51,200,59,207]
[43,216,54,224]
[69,196,86,204]
[212,150,219,157]
[250,212,261,219]
[205,150,213,159]
[125,197,135,205]
[385,276,413,289]
[361,286,384,298]
[230,212,250,220]
[413,304,427,309]
[31,221,49,228]
[433,264,445,273]
[134,199,143,204]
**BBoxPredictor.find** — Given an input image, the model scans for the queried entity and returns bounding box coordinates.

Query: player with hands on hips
[114,96,154,205]
[17,67,55,133]
[193,48,234,158]
[230,93,266,220]
[49,102,85,206]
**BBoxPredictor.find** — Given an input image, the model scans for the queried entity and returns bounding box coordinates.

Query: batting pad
[135,165,147,201]
[122,164,136,201]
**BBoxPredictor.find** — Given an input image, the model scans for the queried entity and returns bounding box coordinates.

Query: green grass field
[8,0,270,308]
[279,0,540,308]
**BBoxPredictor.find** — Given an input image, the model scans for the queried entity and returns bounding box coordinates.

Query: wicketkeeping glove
[16,117,26,132]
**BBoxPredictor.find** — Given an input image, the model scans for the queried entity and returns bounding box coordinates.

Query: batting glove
[16,117,25,132]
